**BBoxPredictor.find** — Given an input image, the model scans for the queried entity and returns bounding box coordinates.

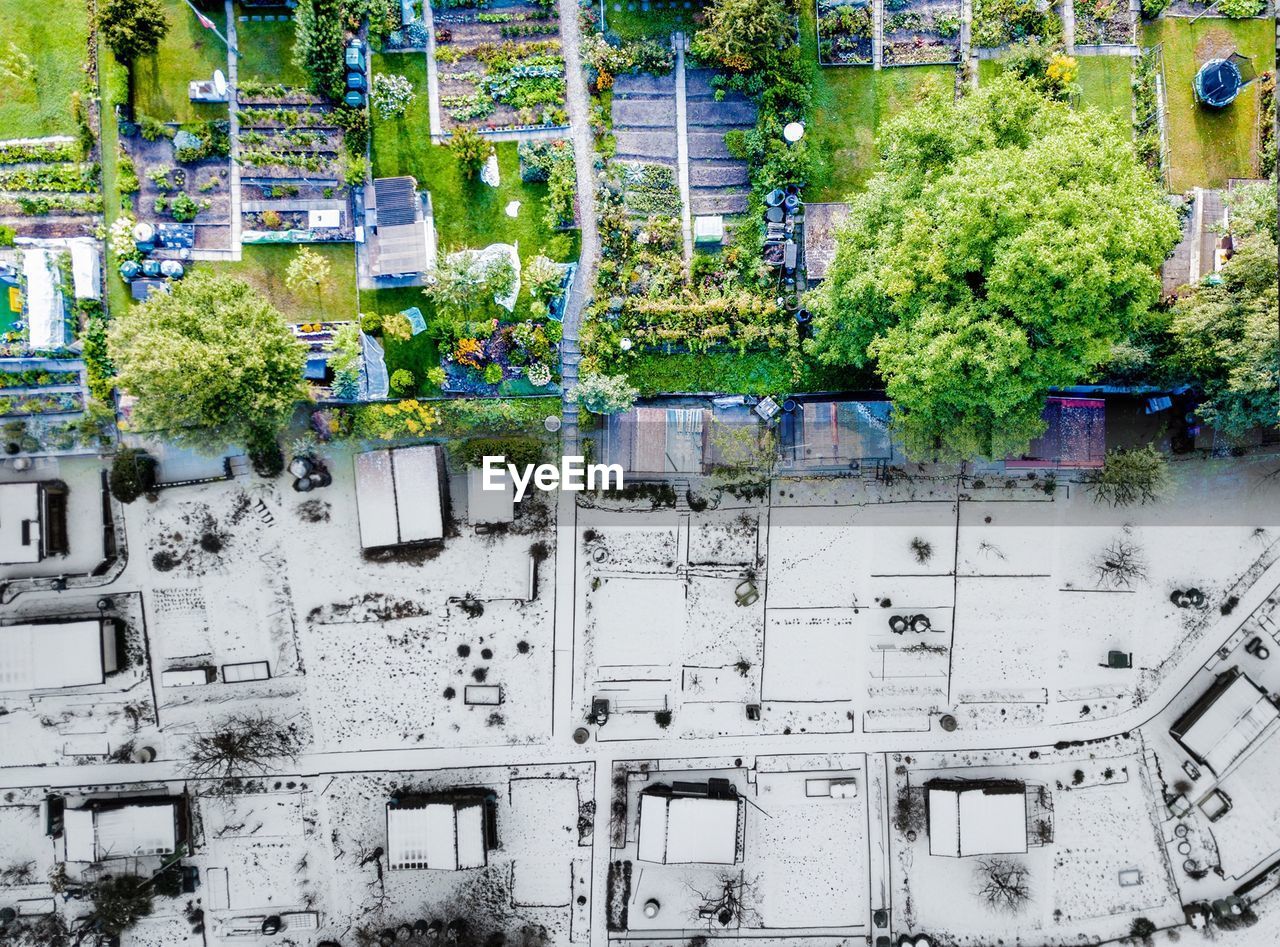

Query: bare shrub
[688,872,759,928]
[184,713,301,779]
[1093,539,1148,589]
[975,857,1031,912]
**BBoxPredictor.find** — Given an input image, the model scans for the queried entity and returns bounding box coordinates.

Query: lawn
[359,286,443,395]
[235,7,309,88]
[602,0,707,41]
[0,0,89,139]
[196,244,359,323]
[802,7,955,200]
[370,52,580,266]
[1076,55,1132,123]
[1145,17,1276,190]
[131,0,230,122]
[622,351,873,396]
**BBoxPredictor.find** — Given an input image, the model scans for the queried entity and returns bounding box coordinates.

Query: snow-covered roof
[22,248,66,349]
[1173,669,1280,775]
[927,782,1028,858]
[0,482,42,564]
[63,802,178,862]
[386,802,486,870]
[467,466,514,525]
[637,793,740,865]
[354,446,444,548]
[69,240,101,300]
[0,621,106,694]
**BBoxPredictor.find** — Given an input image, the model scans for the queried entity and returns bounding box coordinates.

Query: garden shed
[603,407,712,473]
[781,399,895,469]
[637,789,742,865]
[353,445,446,548]
[386,799,489,871]
[1171,667,1279,776]
[1006,397,1105,469]
[0,620,117,694]
[62,800,179,863]
[467,466,515,525]
[925,778,1028,858]
[0,482,45,564]
[370,176,430,277]
[802,202,852,282]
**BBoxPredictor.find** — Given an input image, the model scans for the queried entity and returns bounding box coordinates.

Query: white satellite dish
[213,70,228,96]
[783,121,805,143]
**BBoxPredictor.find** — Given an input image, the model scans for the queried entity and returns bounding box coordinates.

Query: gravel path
[555,0,601,454]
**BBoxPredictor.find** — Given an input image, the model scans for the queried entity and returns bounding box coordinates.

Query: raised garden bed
[434,1,569,130]
[0,368,81,389]
[882,0,962,65]
[1073,0,1133,46]
[0,390,83,416]
[970,0,1062,49]
[817,0,874,65]
[620,162,681,216]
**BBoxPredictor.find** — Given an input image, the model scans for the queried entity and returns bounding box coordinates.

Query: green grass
[195,244,359,323]
[1075,56,1133,122]
[0,0,89,139]
[1145,17,1276,191]
[235,7,309,88]
[359,286,443,395]
[623,351,873,396]
[370,51,580,266]
[977,57,1004,85]
[802,6,955,200]
[100,50,134,321]
[602,0,706,41]
[132,0,230,122]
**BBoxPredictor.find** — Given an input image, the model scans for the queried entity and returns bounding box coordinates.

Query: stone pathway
[225,0,243,260]
[674,36,693,264]
[556,0,602,456]
[424,6,444,140]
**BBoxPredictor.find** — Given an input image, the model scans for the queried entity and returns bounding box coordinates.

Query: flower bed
[0,368,81,389]
[441,319,561,395]
[1073,0,1134,45]
[882,0,962,65]
[971,0,1062,48]
[0,140,82,165]
[816,0,874,65]
[620,162,681,216]
[0,391,83,416]
[433,2,569,130]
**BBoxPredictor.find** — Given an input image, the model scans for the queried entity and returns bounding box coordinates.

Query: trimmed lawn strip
[0,0,89,139]
[1145,17,1275,190]
[236,9,310,88]
[371,52,580,266]
[132,0,230,123]
[194,244,359,323]
[622,351,874,396]
[100,52,134,320]
[602,2,705,41]
[1076,55,1133,123]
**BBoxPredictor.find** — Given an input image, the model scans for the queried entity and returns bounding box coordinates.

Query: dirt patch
[1195,27,1236,61]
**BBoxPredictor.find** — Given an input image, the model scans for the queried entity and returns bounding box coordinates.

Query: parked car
[345,39,364,71]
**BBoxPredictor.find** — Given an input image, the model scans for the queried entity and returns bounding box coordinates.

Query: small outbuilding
[0,482,47,565]
[0,620,118,694]
[1170,667,1279,775]
[354,445,446,549]
[370,176,430,277]
[62,800,179,863]
[925,778,1028,858]
[637,785,742,865]
[467,466,515,526]
[386,797,491,871]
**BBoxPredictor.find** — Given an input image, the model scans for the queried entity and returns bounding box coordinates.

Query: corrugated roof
[374,177,419,227]
[1177,671,1279,775]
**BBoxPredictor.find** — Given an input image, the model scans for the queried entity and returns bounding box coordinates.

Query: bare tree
[1093,539,1148,589]
[688,872,759,929]
[975,857,1031,913]
[184,713,301,779]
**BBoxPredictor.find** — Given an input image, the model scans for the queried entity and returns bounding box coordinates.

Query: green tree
[108,448,157,503]
[107,272,307,450]
[1167,185,1278,439]
[807,77,1179,459]
[450,126,493,179]
[692,0,793,71]
[99,0,169,64]
[91,875,153,936]
[567,373,638,415]
[424,251,517,330]
[284,246,332,297]
[293,0,346,100]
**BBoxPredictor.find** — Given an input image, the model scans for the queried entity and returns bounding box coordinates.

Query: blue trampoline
[1194,58,1243,108]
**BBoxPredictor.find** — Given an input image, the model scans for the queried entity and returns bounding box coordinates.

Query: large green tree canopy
[108,272,307,449]
[807,77,1180,459]
[1167,180,1278,439]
